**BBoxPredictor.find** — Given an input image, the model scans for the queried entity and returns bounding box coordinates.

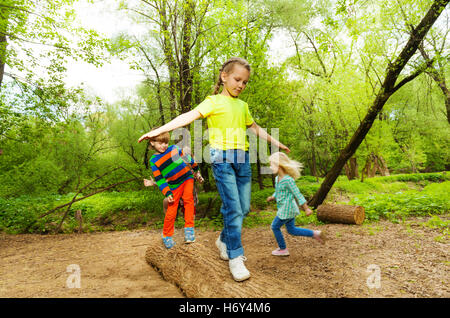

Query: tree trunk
[426,67,450,124]
[310,128,319,179]
[344,161,351,179]
[317,204,365,225]
[419,43,450,124]
[377,155,390,176]
[350,157,359,178]
[256,152,263,190]
[0,30,7,89]
[143,141,151,169]
[309,0,449,208]
[180,0,194,115]
[446,95,450,125]
[361,155,372,179]
[345,157,359,180]
[159,3,177,119]
[369,154,379,177]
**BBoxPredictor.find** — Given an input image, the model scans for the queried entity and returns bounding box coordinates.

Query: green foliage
[420,215,449,242]
[1,0,109,130]
[422,215,450,231]
[333,172,449,198]
[0,190,164,234]
[0,194,70,234]
[1,0,449,237]
[1,172,448,234]
[350,181,450,222]
[250,188,276,210]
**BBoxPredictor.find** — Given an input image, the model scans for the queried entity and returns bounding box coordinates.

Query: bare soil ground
[0,217,448,298]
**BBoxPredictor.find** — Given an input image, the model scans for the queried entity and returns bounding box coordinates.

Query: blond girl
[267,152,325,256]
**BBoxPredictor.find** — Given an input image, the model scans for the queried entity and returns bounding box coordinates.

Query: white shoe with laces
[215,236,229,260]
[229,255,250,282]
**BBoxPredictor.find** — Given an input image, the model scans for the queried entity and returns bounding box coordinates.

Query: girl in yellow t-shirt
[138,57,290,282]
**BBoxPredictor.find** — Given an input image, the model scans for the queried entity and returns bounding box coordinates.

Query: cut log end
[317,204,365,225]
[353,206,365,225]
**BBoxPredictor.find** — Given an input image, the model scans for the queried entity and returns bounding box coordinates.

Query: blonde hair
[213,57,251,95]
[268,152,303,180]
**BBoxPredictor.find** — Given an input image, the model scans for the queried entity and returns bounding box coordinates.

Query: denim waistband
[209,148,249,164]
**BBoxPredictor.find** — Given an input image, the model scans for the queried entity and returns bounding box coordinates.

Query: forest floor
[0,216,448,298]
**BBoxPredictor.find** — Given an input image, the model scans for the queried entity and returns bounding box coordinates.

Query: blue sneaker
[184,227,195,243]
[162,235,175,249]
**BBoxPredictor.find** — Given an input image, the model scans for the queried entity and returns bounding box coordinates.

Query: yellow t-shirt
[195,94,255,150]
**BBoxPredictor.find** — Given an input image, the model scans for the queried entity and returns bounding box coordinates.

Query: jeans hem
[228,248,245,260]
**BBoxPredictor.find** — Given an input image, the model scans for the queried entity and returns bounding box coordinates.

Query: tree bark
[317,204,365,225]
[0,29,7,89]
[256,152,263,190]
[377,155,390,176]
[309,121,319,178]
[159,2,177,119]
[180,0,194,115]
[344,161,351,179]
[344,157,359,180]
[309,0,449,208]
[145,238,302,297]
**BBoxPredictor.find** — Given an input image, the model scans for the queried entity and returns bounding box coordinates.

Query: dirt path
[1,218,448,298]
[0,230,183,298]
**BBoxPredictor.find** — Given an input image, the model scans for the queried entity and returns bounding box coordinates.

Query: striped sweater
[150,145,199,197]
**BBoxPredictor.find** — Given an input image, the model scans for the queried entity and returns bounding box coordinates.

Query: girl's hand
[138,129,159,143]
[167,195,174,203]
[305,207,313,216]
[279,143,290,153]
[267,196,275,202]
[143,177,156,187]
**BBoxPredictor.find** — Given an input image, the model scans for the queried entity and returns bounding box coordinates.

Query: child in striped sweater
[147,131,203,249]
[267,152,326,256]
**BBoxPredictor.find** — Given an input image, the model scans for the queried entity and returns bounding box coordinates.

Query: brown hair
[213,57,251,95]
[147,128,170,149]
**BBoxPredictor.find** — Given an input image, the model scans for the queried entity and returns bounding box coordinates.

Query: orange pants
[163,178,195,237]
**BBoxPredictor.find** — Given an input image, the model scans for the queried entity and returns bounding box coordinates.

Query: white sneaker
[215,236,229,260]
[229,256,250,282]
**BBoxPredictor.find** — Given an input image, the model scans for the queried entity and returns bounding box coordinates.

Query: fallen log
[145,235,303,298]
[317,204,365,225]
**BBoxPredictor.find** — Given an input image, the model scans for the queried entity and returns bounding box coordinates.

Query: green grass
[349,181,449,222]
[0,172,448,234]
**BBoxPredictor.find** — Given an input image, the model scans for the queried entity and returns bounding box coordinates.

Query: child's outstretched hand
[194,171,204,183]
[167,195,174,204]
[144,177,156,187]
[267,196,275,202]
[304,207,313,216]
[279,143,291,153]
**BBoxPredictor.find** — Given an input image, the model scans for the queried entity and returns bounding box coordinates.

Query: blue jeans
[210,148,251,259]
[271,216,313,250]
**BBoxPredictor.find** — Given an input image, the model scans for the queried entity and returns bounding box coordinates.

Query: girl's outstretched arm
[248,122,290,153]
[138,109,202,143]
